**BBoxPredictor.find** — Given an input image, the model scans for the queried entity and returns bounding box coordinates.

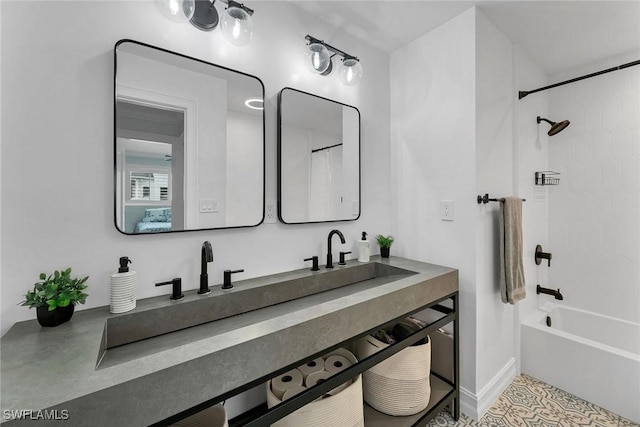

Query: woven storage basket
[266,348,364,427]
[355,325,431,416]
[172,404,228,427]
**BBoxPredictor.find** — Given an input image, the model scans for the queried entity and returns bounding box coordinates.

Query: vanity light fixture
[305,42,332,75]
[304,35,363,85]
[164,0,254,46]
[244,98,264,110]
[162,0,196,23]
[220,0,254,46]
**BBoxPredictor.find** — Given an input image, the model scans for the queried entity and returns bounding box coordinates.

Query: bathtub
[522,303,640,423]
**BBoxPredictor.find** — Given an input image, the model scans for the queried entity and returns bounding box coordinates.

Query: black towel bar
[477,194,526,204]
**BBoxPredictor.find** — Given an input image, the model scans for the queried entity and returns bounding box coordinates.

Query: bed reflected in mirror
[114,40,264,234]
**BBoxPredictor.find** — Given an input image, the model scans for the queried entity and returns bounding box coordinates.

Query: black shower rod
[311,143,343,153]
[519,59,640,99]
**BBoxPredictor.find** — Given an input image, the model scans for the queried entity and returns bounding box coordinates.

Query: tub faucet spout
[537,284,563,300]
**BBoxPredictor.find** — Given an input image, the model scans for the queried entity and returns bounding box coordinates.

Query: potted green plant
[21,268,89,327]
[376,235,394,258]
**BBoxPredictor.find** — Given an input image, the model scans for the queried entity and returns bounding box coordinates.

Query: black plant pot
[380,247,390,258]
[36,304,74,327]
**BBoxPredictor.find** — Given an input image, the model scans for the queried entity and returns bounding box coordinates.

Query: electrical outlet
[441,200,454,221]
[265,201,276,224]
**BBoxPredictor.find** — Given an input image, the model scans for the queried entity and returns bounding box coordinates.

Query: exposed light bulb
[221,6,254,46]
[160,0,195,23]
[339,57,363,86]
[170,0,179,16]
[305,43,331,74]
[232,20,241,39]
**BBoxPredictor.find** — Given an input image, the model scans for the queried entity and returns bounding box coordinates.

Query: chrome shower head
[537,116,570,136]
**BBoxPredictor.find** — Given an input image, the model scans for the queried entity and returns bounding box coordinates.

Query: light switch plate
[200,199,218,213]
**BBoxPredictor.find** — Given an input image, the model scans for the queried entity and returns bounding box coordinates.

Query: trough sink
[99,261,417,365]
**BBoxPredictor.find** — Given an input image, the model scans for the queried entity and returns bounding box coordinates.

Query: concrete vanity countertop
[0,256,457,426]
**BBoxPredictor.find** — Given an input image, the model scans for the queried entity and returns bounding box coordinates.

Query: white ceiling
[291,1,640,75]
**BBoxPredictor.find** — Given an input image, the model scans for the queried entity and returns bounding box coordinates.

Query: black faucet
[326,229,346,269]
[304,256,320,271]
[156,278,184,300]
[199,241,213,294]
[339,251,351,266]
[535,245,553,267]
[222,269,244,290]
[537,284,563,300]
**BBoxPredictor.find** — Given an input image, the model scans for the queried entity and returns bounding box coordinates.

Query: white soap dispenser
[357,232,370,262]
[110,256,137,314]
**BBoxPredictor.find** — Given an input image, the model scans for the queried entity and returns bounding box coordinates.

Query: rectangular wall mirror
[278,88,360,224]
[114,39,264,234]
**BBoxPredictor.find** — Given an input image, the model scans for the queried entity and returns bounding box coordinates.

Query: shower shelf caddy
[535,171,561,186]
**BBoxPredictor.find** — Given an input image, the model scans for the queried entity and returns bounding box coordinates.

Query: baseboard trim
[460,357,517,420]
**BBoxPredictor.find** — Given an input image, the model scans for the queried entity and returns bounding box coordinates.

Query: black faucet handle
[156,277,184,300]
[222,269,244,290]
[535,245,552,267]
[304,256,320,271]
[339,251,352,265]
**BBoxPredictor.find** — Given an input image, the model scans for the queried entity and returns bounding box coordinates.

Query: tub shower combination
[522,303,640,423]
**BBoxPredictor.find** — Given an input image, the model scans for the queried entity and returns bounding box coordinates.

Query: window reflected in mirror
[130,172,169,202]
[114,40,265,234]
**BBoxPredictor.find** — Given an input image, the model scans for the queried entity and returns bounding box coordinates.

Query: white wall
[513,45,551,371]
[0,0,391,344]
[390,6,478,398]
[280,125,311,221]
[474,9,516,398]
[391,8,555,419]
[513,45,549,382]
[342,107,360,220]
[0,1,3,317]
[226,112,262,227]
[547,52,640,323]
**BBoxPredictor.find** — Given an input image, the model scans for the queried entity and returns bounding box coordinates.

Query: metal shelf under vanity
[225,294,460,427]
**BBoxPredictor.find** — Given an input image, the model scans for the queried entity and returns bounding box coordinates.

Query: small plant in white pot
[376,235,394,258]
[21,268,89,327]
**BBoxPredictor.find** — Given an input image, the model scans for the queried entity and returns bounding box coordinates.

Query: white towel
[499,197,526,304]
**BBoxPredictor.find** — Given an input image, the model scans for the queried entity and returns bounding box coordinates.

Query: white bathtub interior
[522,303,640,423]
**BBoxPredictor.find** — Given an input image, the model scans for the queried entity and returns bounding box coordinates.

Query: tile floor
[427,374,639,427]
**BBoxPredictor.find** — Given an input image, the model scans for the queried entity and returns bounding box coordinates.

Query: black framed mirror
[114,40,265,234]
[277,88,361,224]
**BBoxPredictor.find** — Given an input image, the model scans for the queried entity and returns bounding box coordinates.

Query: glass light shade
[160,0,195,23]
[305,43,332,74]
[339,58,363,86]
[221,7,254,46]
